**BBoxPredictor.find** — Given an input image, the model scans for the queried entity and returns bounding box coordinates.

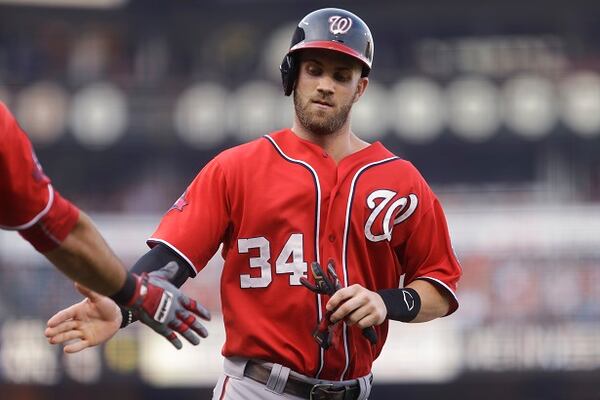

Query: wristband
[109,272,137,306]
[378,288,421,322]
[119,307,133,328]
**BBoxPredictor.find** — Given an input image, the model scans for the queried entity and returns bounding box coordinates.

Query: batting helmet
[280,8,374,96]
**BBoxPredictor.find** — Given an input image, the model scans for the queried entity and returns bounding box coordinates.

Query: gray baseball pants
[212,357,372,400]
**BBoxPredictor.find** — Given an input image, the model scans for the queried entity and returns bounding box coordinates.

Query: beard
[294,89,356,136]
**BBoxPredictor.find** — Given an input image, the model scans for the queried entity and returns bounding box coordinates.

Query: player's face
[293,49,368,136]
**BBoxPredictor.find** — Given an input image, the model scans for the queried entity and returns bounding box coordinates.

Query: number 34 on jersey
[238,233,307,288]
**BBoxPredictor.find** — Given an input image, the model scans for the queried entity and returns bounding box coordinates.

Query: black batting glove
[300,261,377,348]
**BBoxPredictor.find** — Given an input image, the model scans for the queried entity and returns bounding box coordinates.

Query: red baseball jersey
[149,128,461,380]
[0,102,78,252]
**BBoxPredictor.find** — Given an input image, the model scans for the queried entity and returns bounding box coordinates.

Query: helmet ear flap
[280,53,298,96]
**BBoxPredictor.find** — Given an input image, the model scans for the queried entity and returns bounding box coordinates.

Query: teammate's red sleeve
[0,102,51,228]
[0,102,80,252]
[392,170,462,315]
[19,190,80,252]
[147,157,231,275]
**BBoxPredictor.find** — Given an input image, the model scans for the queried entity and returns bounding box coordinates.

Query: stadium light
[174,83,228,148]
[560,71,600,138]
[15,82,68,146]
[446,77,500,142]
[352,81,390,140]
[69,82,127,150]
[503,74,557,139]
[0,320,59,384]
[390,77,445,144]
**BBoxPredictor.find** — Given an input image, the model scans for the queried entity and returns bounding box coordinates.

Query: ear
[353,77,369,103]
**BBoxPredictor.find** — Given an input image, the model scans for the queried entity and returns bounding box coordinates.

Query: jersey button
[322,151,329,158]
[328,234,336,242]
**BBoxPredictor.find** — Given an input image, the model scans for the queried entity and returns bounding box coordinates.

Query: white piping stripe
[0,184,55,231]
[340,156,398,381]
[146,237,199,276]
[416,276,459,304]
[264,135,325,377]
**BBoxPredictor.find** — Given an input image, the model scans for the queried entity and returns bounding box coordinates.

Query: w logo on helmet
[328,16,353,35]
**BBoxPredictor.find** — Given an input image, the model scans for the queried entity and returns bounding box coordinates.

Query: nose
[316,74,335,96]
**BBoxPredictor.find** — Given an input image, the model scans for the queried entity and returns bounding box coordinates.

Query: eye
[334,72,352,82]
[306,64,321,76]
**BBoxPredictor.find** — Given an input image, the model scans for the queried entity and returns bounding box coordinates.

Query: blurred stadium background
[1,0,600,399]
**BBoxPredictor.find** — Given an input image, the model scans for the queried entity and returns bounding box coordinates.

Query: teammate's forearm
[43,211,127,296]
[405,279,450,323]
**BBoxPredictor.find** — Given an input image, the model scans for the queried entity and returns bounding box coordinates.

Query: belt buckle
[309,383,344,400]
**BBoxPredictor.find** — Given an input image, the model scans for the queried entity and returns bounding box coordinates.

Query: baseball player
[45,8,461,399]
[0,101,210,351]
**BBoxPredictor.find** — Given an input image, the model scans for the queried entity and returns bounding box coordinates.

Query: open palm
[45,283,122,353]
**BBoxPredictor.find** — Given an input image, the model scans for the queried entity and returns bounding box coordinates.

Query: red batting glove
[126,262,211,349]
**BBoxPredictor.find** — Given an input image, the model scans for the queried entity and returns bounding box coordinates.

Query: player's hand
[326,284,387,329]
[126,262,211,350]
[45,283,121,353]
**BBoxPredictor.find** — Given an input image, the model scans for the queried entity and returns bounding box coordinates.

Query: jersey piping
[263,134,326,378]
[340,156,400,381]
[415,276,459,305]
[146,237,199,277]
[0,184,54,230]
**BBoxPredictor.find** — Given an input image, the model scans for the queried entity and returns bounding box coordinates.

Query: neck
[291,119,369,163]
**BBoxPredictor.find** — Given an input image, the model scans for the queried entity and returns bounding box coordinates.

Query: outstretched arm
[43,211,127,296]
[45,244,202,352]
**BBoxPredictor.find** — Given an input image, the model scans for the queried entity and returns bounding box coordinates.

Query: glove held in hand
[300,261,378,348]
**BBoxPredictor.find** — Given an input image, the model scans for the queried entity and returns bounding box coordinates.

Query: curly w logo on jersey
[364,190,418,242]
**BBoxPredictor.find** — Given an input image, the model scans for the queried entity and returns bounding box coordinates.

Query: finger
[45,320,79,337]
[158,328,183,350]
[344,305,371,326]
[355,312,379,329]
[181,297,211,321]
[139,314,183,349]
[47,304,80,327]
[168,320,200,346]
[300,277,319,292]
[48,330,84,345]
[64,340,91,354]
[329,296,365,323]
[326,286,358,312]
[178,311,208,338]
[74,283,101,302]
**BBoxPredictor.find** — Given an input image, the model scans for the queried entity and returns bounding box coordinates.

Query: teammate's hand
[126,262,211,350]
[45,283,121,353]
[326,284,387,329]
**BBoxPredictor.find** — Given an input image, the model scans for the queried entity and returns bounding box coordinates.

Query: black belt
[244,360,363,400]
